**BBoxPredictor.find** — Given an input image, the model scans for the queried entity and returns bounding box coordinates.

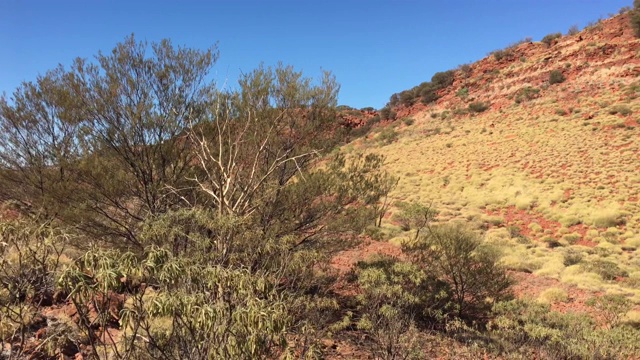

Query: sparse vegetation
[3,7,640,358]
[514,86,541,103]
[549,70,566,84]
[468,101,490,113]
[541,32,562,46]
[631,0,640,37]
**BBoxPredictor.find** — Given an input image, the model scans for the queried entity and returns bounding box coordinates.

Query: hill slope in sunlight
[347,11,640,304]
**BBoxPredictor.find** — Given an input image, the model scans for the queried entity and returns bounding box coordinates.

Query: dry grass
[347,51,640,298]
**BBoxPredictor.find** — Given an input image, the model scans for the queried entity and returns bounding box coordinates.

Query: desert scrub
[490,299,640,358]
[514,86,540,103]
[377,127,398,145]
[538,287,568,304]
[581,259,628,280]
[468,101,490,113]
[541,32,562,46]
[402,117,415,126]
[592,209,624,228]
[549,70,566,84]
[608,104,632,116]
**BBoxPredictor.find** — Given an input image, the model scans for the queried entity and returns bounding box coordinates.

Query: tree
[0,35,217,246]
[404,223,512,319]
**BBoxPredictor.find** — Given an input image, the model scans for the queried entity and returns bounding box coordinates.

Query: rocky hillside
[388,12,639,120]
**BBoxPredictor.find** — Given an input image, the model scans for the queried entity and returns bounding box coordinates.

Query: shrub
[404,223,513,320]
[492,49,513,61]
[541,32,562,46]
[491,299,640,358]
[567,25,580,35]
[514,86,540,103]
[549,70,566,84]
[377,127,398,145]
[555,108,568,116]
[538,288,568,304]
[632,0,640,37]
[392,201,437,238]
[354,256,430,359]
[402,117,415,126]
[608,104,633,116]
[456,87,469,99]
[468,101,490,113]
[581,259,628,280]
[562,248,584,266]
[431,70,455,89]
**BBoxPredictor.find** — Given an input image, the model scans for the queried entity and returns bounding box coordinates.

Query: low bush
[549,70,566,84]
[468,101,490,113]
[514,86,540,103]
[632,0,640,37]
[542,32,562,46]
[608,104,633,116]
[490,299,640,358]
[581,259,628,280]
[404,223,513,320]
[377,127,398,145]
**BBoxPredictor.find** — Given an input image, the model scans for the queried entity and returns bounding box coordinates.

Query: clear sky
[0,0,632,109]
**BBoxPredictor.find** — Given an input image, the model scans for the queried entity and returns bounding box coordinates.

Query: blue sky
[0,0,632,109]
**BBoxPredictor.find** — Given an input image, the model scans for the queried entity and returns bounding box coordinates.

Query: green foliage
[380,106,396,120]
[608,104,633,116]
[377,128,398,145]
[455,87,469,99]
[562,248,584,266]
[491,49,513,61]
[354,256,428,360]
[549,70,566,85]
[468,101,490,113]
[580,259,628,280]
[431,70,455,89]
[404,223,513,320]
[514,86,540,103]
[402,117,415,126]
[392,201,437,239]
[586,294,632,328]
[632,0,640,37]
[541,32,562,46]
[59,244,290,360]
[490,299,640,358]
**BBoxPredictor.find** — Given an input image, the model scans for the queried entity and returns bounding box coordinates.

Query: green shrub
[542,32,562,46]
[456,87,469,99]
[491,299,640,358]
[632,0,640,37]
[549,70,566,84]
[581,259,628,280]
[402,117,415,126]
[377,127,398,145]
[562,248,584,266]
[354,256,431,359]
[468,101,490,113]
[431,70,455,89]
[555,108,568,116]
[404,223,513,320]
[492,49,513,61]
[514,86,540,103]
[608,104,633,116]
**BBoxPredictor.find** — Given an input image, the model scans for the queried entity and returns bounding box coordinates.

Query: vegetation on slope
[3,5,640,359]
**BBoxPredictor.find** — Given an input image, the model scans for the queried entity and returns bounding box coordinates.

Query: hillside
[348,12,640,307]
[3,9,640,360]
